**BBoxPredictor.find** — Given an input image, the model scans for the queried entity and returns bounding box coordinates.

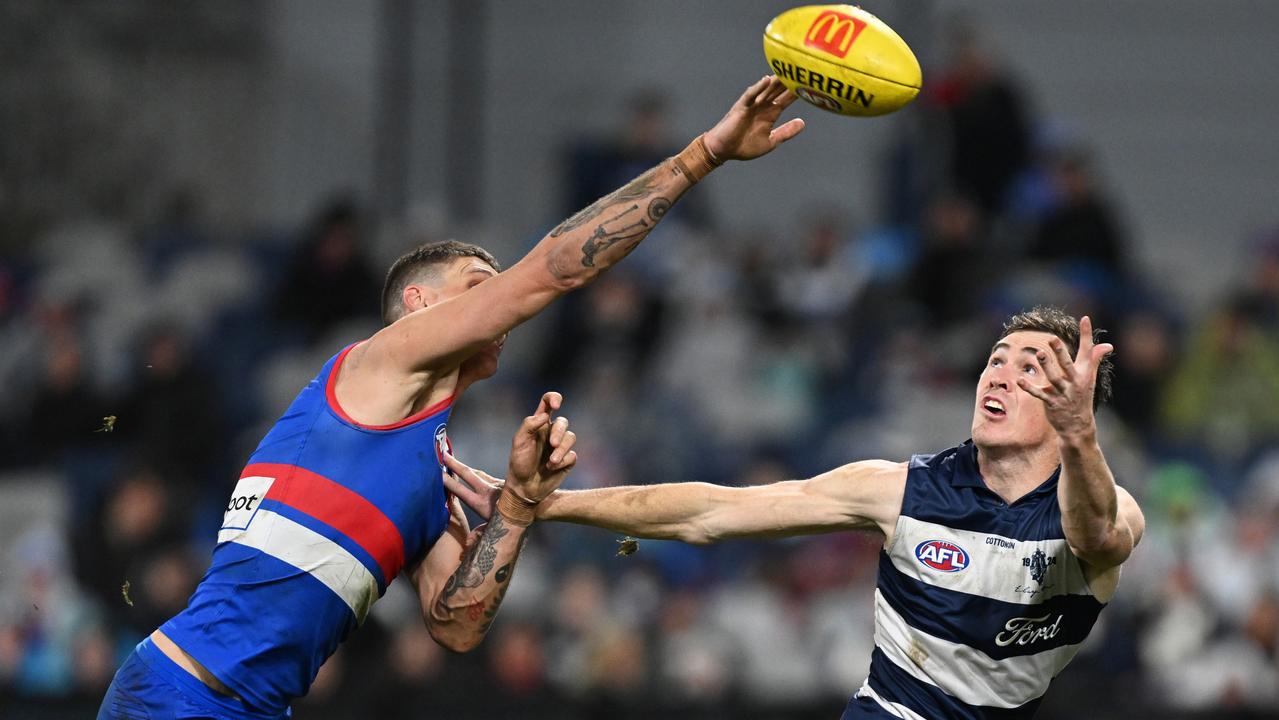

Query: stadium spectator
[1028,148,1129,280]
[273,197,380,343]
[928,22,1033,215]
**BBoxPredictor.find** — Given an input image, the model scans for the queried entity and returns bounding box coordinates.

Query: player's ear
[402,284,440,312]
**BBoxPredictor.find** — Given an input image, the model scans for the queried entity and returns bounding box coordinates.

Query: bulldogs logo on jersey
[915,540,970,572]
[434,424,453,468]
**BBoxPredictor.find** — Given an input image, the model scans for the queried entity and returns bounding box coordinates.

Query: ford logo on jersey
[915,540,969,572]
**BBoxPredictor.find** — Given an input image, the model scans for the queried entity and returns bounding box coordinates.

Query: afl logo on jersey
[915,540,970,572]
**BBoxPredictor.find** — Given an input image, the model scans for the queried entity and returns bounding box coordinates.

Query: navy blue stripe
[256,499,388,591]
[840,694,898,718]
[865,647,1042,720]
[903,444,1068,541]
[878,552,1104,660]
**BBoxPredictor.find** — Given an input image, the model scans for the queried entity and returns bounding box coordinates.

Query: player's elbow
[1069,527,1133,569]
[544,244,593,291]
[425,608,485,653]
[680,526,716,546]
[680,516,724,546]
[427,620,482,654]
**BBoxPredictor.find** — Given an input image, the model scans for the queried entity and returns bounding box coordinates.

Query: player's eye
[990,357,1003,367]
[1023,363,1037,375]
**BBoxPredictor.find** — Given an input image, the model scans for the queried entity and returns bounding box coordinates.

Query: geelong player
[445,307,1146,719]
[97,76,805,719]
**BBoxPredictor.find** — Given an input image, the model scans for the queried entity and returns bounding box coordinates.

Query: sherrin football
[764,5,921,117]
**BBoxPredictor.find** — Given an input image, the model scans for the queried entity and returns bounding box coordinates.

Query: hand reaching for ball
[703,75,806,161]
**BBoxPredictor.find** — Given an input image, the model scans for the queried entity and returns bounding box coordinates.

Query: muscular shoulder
[808,459,907,536]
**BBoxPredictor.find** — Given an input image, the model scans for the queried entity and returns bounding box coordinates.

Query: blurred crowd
[3,28,1279,720]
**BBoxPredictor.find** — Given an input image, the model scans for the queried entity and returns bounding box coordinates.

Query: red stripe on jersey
[325,343,454,431]
[243,462,405,583]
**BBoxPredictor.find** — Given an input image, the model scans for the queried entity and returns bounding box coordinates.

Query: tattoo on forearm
[580,205,651,267]
[550,167,662,237]
[480,550,523,633]
[433,521,530,636]
[438,514,512,607]
[648,197,670,222]
[479,581,509,634]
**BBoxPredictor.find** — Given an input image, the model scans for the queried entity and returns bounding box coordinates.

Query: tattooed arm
[409,392,578,652]
[366,76,804,374]
[409,501,528,652]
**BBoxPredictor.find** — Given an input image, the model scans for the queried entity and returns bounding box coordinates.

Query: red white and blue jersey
[160,343,454,714]
[844,442,1108,719]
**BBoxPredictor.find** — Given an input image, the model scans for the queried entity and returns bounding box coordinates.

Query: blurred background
[2,1,1278,718]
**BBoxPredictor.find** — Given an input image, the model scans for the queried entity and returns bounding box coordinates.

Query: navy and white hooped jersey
[160,343,454,715]
[845,442,1107,719]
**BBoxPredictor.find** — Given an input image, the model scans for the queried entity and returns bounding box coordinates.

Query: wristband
[672,134,723,184]
[496,488,538,527]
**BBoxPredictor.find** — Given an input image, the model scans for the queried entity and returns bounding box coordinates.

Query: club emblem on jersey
[915,540,970,573]
[434,424,453,468]
[1022,549,1057,585]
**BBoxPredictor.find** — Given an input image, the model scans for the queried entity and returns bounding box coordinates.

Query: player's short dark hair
[1000,306,1114,409]
[381,240,501,325]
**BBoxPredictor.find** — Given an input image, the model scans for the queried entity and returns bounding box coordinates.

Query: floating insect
[615,536,640,557]
[96,415,118,433]
[121,580,134,607]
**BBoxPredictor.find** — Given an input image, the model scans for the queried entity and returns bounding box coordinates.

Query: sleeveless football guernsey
[160,343,454,714]
[845,442,1107,719]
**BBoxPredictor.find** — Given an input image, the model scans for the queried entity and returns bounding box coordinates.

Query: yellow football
[763,4,921,117]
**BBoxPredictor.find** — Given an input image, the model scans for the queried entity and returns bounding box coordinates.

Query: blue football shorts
[98,637,291,720]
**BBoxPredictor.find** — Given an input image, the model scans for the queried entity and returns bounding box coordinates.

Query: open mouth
[981,398,1006,417]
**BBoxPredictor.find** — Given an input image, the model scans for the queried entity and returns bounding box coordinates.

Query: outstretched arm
[443,456,907,546]
[1019,316,1146,571]
[370,76,805,374]
[409,392,577,652]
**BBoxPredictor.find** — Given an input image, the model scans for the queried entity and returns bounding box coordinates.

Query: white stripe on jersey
[873,588,1083,708]
[217,508,378,623]
[854,682,930,719]
[887,515,1092,605]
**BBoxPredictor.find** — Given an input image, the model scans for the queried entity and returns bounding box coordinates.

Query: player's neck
[974,441,1060,505]
[415,367,466,412]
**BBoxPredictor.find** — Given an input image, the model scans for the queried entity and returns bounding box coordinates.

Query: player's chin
[463,352,501,380]
[971,422,1012,448]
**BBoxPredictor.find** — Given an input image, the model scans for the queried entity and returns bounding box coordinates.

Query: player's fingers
[774,89,799,110]
[442,468,490,515]
[535,391,563,416]
[520,411,551,436]
[769,117,806,146]
[548,415,570,447]
[1047,338,1076,379]
[550,430,577,466]
[1092,343,1115,365]
[442,453,486,489]
[1079,316,1095,356]
[1017,377,1055,404]
[552,450,579,474]
[760,78,788,105]
[1036,351,1069,393]
[740,75,773,106]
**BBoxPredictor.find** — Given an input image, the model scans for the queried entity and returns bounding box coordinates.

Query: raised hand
[504,391,578,504]
[1016,316,1115,440]
[704,75,805,161]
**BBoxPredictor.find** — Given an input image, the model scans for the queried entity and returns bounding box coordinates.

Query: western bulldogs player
[444,307,1146,719]
[97,76,805,719]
